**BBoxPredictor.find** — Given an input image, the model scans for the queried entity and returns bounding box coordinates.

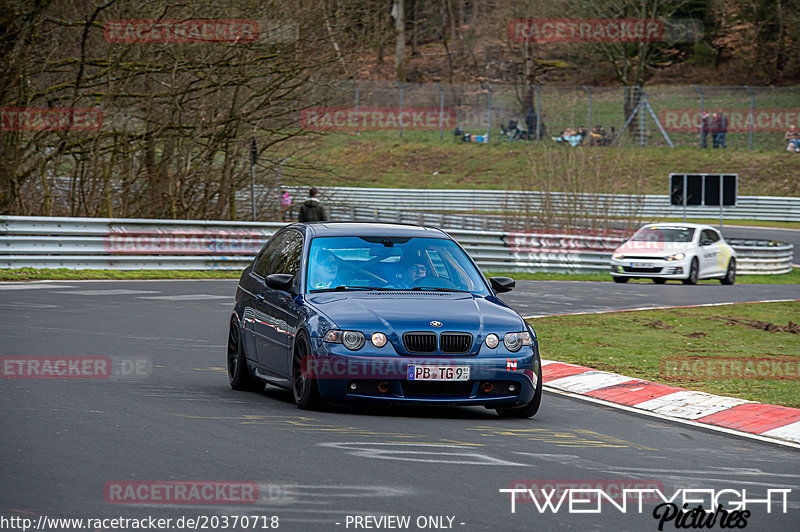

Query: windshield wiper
[409,287,469,293]
[310,286,388,293]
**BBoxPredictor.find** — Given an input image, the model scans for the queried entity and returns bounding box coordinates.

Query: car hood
[615,240,694,256]
[305,291,525,337]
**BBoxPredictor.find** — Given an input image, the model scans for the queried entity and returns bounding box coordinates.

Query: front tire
[291,330,322,410]
[227,319,264,392]
[721,258,736,285]
[496,372,543,419]
[682,258,699,285]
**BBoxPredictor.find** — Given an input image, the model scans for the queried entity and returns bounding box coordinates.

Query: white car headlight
[504,331,533,352]
[612,253,624,260]
[665,252,685,261]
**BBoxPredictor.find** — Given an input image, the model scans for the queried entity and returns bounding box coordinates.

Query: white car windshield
[306,236,489,295]
[631,227,695,243]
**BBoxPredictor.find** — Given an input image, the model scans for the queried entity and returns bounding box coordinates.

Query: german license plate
[407,365,470,381]
[630,262,652,268]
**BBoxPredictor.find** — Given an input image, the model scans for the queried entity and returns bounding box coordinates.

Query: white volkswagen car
[610,223,737,285]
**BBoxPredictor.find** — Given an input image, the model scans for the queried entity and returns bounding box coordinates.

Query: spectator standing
[298,187,328,222]
[280,189,292,221]
[712,112,728,149]
[525,108,538,140]
[699,111,709,149]
[785,125,800,152]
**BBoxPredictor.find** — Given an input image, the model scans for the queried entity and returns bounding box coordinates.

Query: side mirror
[701,239,712,246]
[265,273,295,293]
[489,276,515,294]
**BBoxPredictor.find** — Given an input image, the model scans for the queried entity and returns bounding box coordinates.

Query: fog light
[508,384,517,392]
[378,381,390,393]
[349,382,358,391]
[481,382,494,393]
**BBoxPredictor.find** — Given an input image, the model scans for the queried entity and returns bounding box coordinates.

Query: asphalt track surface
[1,280,799,531]
[721,226,800,265]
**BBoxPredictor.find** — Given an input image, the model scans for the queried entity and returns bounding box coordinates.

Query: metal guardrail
[0,216,792,275]
[276,186,800,223]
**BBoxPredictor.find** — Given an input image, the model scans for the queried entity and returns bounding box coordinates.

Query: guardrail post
[394,81,403,138]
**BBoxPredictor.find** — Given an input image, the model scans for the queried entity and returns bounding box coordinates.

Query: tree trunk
[394,0,406,81]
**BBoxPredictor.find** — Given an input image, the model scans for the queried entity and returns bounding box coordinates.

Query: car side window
[700,229,719,245]
[253,234,285,278]
[272,231,303,279]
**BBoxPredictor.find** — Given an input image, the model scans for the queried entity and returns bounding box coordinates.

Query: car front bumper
[610,258,690,279]
[308,341,540,406]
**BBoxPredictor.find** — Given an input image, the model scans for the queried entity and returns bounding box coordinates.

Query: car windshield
[631,227,695,243]
[306,236,489,295]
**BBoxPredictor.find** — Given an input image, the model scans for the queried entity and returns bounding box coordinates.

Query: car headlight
[504,331,533,352]
[612,253,624,260]
[485,333,499,348]
[371,332,388,348]
[665,252,685,261]
[324,329,366,351]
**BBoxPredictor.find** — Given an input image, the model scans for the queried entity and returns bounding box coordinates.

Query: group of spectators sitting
[551,125,615,147]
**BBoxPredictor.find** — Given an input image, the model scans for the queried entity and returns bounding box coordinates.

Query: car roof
[290,222,451,239]
[639,223,719,231]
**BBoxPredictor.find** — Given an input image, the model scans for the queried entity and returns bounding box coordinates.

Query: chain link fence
[308,81,799,150]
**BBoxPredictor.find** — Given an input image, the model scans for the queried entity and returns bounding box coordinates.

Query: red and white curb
[541,359,800,446]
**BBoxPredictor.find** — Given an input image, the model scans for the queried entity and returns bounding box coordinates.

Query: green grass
[529,301,800,408]
[485,268,800,284]
[280,132,800,197]
[0,268,240,281]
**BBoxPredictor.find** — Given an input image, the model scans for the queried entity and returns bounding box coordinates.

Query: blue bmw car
[228,222,542,417]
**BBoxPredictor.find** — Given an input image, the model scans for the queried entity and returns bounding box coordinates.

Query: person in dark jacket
[298,187,328,222]
[711,112,727,149]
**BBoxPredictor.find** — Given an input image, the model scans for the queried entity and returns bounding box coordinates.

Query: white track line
[524,298,800,319]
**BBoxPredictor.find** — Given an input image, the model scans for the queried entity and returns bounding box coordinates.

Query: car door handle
[255,293,265,302]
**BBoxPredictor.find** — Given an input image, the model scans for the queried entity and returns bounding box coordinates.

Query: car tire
[496,371,543,419]
[612,277,629,284]
[721,258,736,285]
[291,330,322,410]
[682,258,699,285]
[653,278,666,284]
[227,319,264,392]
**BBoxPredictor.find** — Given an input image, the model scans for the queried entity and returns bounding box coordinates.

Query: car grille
[439,333,472,354]
[623,266,663,273]
[403,332,437,353]
[401,381,474,397]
